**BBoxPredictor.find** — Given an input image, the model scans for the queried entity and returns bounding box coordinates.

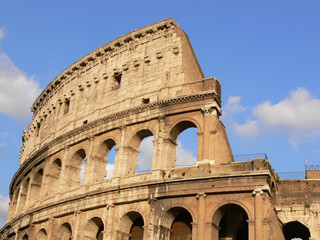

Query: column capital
[119,124,127,131]
[201,102,221,116]
[252,189,264,196]
[88,135,95,142]
[196,192,207,199]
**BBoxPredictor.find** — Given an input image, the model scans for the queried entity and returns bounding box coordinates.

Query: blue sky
[0,0,319,227]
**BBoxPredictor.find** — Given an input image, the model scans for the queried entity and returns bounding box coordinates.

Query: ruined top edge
[31,18,179,112]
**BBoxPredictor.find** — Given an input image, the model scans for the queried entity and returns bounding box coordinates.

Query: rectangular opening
[64,98,70,114]
[113,72,122,89]
[142,98,150,104]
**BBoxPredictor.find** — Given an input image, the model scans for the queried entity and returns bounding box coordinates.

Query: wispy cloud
[105,163,114,179]
[0,28,5,41]
[136,136,197,171]
[175,141,197,167]
[0,194,9,225]
[137,136,153,172]
[0,26,41,120]
[0,132,10,155]
[233,120,259,139]
[223,88,320,147]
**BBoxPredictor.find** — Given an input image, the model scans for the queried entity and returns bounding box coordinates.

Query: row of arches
[9,120,199,220]
[12,204,253,240]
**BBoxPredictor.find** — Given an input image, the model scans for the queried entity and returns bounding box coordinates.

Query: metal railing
[233,153,268,162]
[305,165,320,171]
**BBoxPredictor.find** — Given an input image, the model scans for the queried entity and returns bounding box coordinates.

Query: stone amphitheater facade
[1,18,319,240]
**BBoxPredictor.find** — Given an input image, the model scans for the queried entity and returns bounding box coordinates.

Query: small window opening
[36,122,41,137]
[64,98,70,114]
[142,98,150,104]
[113,72,122,89]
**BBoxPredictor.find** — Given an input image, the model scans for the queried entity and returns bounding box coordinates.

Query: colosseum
[1,18,320,240]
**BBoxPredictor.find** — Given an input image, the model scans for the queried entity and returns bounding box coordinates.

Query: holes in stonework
[142,98,150,104]
[83,120,88,125]
[113,72,122,90]
[36,122,41,137]
[64,98,70,114]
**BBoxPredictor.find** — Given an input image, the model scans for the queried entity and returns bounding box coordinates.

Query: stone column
[113,125,127,177]
[253,189,264,240]
[104,204,115,240]
[247,220,255,240]
[73,211,82,240]
[60,146,70,191]
[197,193,207,239]
[200,102,221,163]
[191,222,198,240]
[83,136,95,184]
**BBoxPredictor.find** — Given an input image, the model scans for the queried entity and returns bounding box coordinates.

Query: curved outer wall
[0,18,297,240]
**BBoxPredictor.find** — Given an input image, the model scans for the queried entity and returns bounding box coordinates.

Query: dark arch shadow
[283,221,310,240]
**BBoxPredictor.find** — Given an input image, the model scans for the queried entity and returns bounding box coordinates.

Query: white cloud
[0,28,41,120]
[79,161,85,185]
[224,88,320,146]
[175,142,197,167]
[105,163,114,179]
[233,120,259,138]
[136,136,197,171]
[254,88,320,134]
[0,194,9,220]
[137,136,153,172]
[222,96,246,118]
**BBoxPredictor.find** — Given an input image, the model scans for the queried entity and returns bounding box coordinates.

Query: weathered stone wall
[20,18,208,165]
[274,180,320,240]
[2,18,318,240]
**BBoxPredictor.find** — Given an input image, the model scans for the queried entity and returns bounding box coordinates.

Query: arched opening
[283,221,310,240]
[83,217,104,240]
[212,204,248,240]
[65,149,86,188]
[18,178,30,212]
[137,136,154,173]
[127,129,153,175]
[29,169,44,204]
[118,211,145,240]
[36,228,48,240]
[95,139,117,181]
[9,187,19,218]
[56,222,72,240]
[105,145,116,179]
[160,207,193,240]
[169,121,198,168]
[45,158,62,196]
[130,216,144,240]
